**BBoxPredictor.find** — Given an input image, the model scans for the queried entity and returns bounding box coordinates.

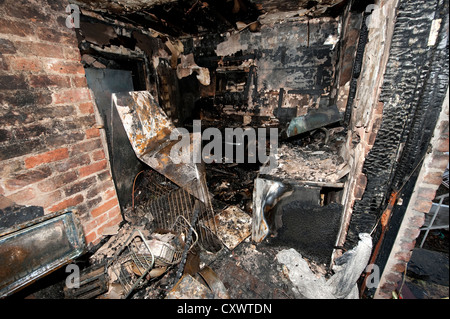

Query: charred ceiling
[70,0,363,37]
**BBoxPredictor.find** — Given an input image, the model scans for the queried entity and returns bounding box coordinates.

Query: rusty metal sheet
[0,209,86,298]
[203,205,251,250]
[113,91,207,203]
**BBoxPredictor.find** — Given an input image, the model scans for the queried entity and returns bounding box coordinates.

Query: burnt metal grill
[134,169,221,253]
[108,229,155,298]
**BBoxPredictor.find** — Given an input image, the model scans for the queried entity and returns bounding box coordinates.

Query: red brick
[54,154,90,173]
[72,76,87,88]
[70,139,102,155]
[85,231,98,244]
[376,289,393,299]
[357,173,367,189]
[367,132,377,147]
[48,194,83,213]
[394,251,412,263]
[6,166,52,190]
[52,88,90,104]
[97,212,122,237]
[103,188,116,200]
[33,190,63,209]
[379,281,397,293]
[385,273,402,285]
[7,187,36,204]
[435,138,449,153]
[423,171,445,186]
[91,197,119,218]
[47,60,85,75]
[0,74,28,90]
[92,149,105,162]
[392,262,406,273]
[17,42,64,59]
[95,214,109,230]
[354,185,365,200]
[79,159,107,178]
[7,56,42,72]
[416,187,437,201]
[0,54,8,71]
[5,0,51,21]
[86,128,100,139]
[63,47,81,61]
[29,74,71,88]
[78,101,95,114]
[413,199,433,213]
[0,18,34,37]
[429,153,449,170]
[403,227,421,241]
[409,214,425,228]
[439,121,449,137]
[37,171,78,192]
[25,148,69,169]
[83,219,98,235]
[64,176,96,196]
[108,206,122,222]
[400,240,416,252]
[86,181,112,199]
[36,27,78,46]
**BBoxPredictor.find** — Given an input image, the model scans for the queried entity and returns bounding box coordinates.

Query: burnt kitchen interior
[1,0,448,300]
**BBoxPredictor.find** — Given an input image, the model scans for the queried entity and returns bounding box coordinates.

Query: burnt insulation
[345,0,449,275]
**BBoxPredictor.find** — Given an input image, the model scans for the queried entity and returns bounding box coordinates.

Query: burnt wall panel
[182,17,339,125]
[346,0,449,255]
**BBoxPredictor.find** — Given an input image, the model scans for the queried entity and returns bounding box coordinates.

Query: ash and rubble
[82,158,369,299]
[263,127,348,184]
[82,90,365,299]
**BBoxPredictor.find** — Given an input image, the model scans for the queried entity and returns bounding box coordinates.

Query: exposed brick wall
[0,0,122,246]
[375,89,449,299]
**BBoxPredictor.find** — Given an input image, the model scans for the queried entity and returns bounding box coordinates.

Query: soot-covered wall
[180,16,340,127]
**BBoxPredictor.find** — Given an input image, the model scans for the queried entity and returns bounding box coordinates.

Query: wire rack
[133,169,221,252]
[108,229,155,299]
